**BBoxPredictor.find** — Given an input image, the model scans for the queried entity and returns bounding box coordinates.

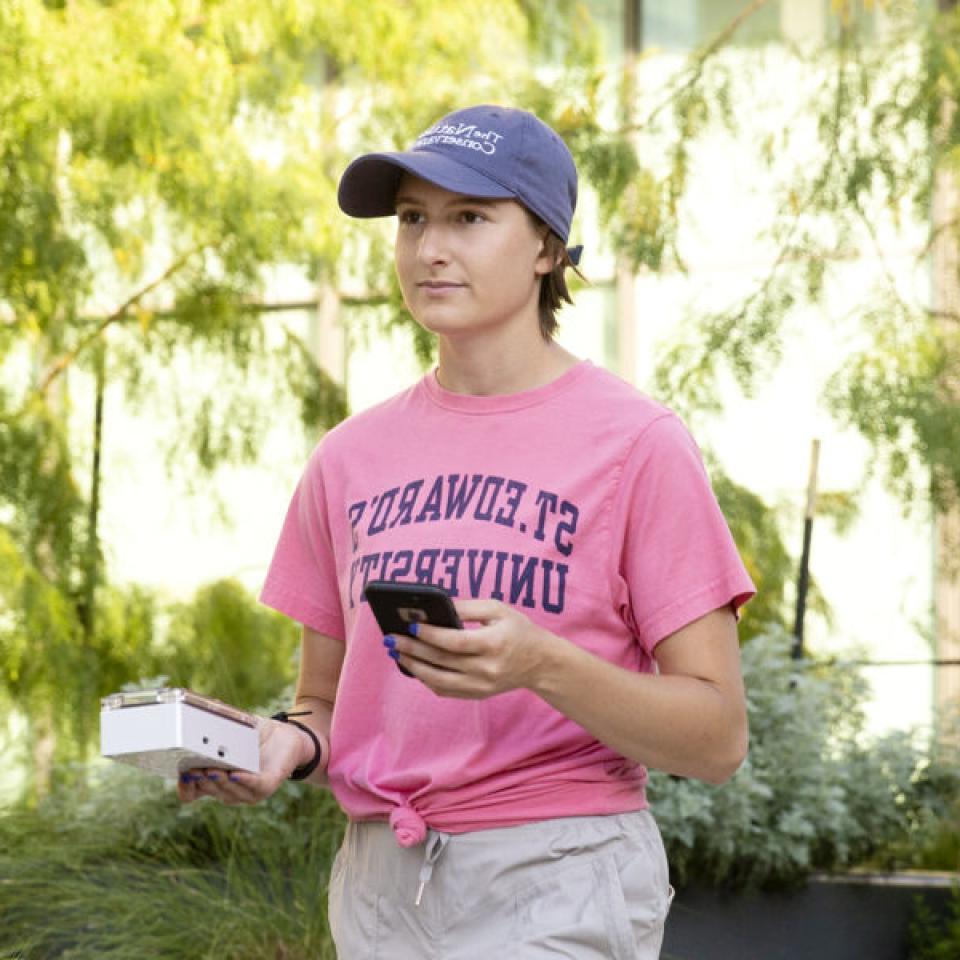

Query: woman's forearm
[531,623,748,784]
[289,693,334,786]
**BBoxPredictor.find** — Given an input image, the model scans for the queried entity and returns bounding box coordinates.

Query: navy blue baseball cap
[337,104,578,244]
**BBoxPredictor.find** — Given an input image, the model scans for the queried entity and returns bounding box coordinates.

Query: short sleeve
[259,446,346,640]
[612,414,755,654]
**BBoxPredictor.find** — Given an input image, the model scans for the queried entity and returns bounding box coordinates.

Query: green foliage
[0,525,81,715]
[0,570,296,802]
[827,307,960,509]
[283,330,350,438]
[880,714,960,874]
[650,628,947,889]
[160,579,300,711]
[0,397,85,584]
[652,272,795,423]
[0,0,588,791]
[797,5,960,509]
[711,470,794,639]
[1,630,956,957]
[910,887,960,960]
[644,3,960,512]
[0,763,345,959]
[3,0,956,813]
[0,522,165,791]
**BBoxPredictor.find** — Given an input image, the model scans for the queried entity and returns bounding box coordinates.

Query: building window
[642,0,783,50]
[583,1,896,56]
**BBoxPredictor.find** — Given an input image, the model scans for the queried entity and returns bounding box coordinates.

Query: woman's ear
[534,230,558,277]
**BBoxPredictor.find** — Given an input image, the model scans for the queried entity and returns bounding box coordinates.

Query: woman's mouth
[418,280,466,296]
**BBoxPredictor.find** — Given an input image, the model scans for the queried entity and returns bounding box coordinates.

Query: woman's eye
[398,210,424,225]
[461,211,486,224]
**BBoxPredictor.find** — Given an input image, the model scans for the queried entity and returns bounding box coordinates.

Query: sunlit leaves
[160,579,299,710]
[827,309,960,509]
[0,0,539,788]
[650,2,960,513]
[712,472,795,641]
[831,0,888,26]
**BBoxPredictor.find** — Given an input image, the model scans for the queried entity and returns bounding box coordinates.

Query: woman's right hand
[176,715,322,806]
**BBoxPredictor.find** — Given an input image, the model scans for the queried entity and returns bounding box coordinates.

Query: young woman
[180,104,755,959]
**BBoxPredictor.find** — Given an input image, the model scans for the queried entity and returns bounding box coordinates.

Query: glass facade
[584,0,785,56]
[584,1,894,57]
[643,0,783,50]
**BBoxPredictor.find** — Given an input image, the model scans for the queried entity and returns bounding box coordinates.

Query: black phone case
[363,580,463,635]
[363,581,462,679]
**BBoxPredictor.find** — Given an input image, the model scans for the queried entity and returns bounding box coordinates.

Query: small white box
[100,688,260,779]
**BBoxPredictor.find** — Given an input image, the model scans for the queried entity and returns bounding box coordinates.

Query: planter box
[662,871,957,960]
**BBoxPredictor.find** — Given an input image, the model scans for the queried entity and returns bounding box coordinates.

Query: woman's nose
[417,223,450,264]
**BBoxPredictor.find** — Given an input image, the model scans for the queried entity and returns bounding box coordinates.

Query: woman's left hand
[389,598,558,699]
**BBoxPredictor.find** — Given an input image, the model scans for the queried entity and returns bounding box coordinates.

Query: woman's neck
[436,334,580,397]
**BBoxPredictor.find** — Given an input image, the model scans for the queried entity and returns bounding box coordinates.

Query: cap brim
[337,151,515,218]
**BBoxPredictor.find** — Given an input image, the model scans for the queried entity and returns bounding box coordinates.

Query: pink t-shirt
[261,361,754,845]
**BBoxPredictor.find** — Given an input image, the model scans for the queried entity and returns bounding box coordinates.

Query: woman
[180,104,754,959]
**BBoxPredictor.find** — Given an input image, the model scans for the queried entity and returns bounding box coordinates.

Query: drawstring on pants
[415,830,451,907]
[387,803,450,906]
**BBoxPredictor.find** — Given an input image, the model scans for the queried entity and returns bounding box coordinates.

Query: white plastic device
[100,688,261,779]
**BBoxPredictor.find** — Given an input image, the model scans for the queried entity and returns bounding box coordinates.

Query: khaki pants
[328,810,672,959]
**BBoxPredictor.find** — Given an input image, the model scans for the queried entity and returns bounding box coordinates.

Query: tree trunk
[80,340,105,644]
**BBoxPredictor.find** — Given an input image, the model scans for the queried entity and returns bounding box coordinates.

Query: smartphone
[364,580,463,676]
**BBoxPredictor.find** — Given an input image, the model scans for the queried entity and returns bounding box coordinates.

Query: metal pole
[792,439,820,659]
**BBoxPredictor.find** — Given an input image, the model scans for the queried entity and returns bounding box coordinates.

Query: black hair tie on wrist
[271,710,324,781]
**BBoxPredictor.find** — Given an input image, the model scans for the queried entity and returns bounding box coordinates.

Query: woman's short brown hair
[528,214,584,340]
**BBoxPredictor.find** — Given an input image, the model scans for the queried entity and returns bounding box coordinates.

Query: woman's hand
[176,715,320,806]
[393,601,748,784]
[389,598,560,699]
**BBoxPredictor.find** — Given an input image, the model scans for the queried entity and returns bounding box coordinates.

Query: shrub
[3,627,958,957]
[649,627,948,889]
[910,886,960,960]
[160,578,301,713]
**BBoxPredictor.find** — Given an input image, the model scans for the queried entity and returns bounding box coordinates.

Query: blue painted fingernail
[207,773,219,781]
[409,622,420,637]
[383,635,397,649]
[388,649,400,661]
[228,773,241,782]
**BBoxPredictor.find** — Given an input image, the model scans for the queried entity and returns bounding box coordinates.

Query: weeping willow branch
[35,248,198,397]
[655,26,857,408]
[633,0,774,132]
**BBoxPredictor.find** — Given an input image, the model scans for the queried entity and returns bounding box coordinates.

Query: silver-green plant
[650,627,943,889]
